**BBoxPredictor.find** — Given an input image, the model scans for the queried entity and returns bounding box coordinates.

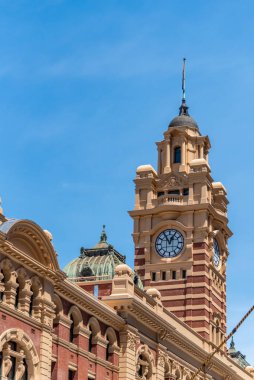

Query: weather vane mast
[182,58,186,101]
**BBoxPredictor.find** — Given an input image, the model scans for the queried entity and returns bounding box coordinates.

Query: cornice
[107,295,250,380]
[0,237,125,331]
[0,239,66,284]
[54,280,124,331]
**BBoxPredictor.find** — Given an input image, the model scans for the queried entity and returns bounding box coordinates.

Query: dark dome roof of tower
[63,225,144,290]
[168,99,199,131]
[169,114,198,129]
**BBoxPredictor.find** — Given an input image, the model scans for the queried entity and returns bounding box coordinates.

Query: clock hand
[163,232,171,246]
[168,231,177,245]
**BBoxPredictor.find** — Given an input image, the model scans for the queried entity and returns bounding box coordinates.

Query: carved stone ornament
[157,173,188,191]
[136,345,155,380]
[157,350,166,368]
[127,332,137,351]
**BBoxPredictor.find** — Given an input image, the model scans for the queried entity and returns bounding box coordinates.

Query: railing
[157,194,184,206]
[68,275,110,282]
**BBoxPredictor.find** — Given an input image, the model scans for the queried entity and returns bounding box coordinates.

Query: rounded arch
[87,316,101,336]
[0,258,14,272]
[52,293,63,316]
[0,328,40,379]
[105,327,117,346]
[173,145,181,164]
[68,305,83,326]
[136,345,155,380]
[212,230,227,252]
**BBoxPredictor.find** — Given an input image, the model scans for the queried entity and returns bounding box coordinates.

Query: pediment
[157,173,188,191]
[2,219,60,271]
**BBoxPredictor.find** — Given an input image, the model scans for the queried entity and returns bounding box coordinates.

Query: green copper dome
[64,225,143,289]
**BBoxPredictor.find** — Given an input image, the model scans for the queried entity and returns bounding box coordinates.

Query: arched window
[15,279,20,309]
[52,294,63,333]
[88,326,93,352]
[105,327,118,363]
[174,146,181,164]
[87,317,100,354]
[68,306,82,345]
[69,314,75,343]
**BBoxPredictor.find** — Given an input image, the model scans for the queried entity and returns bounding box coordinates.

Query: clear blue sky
[0,0,253,361]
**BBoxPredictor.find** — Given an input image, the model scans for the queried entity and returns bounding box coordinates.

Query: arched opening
[164,360,170,380]
[68,306,82,345]
[15,279,20,309]
[105,327,118,363]
[69,314,75,343]
[87,317,100,355]
[136,345,154,380]
[0,329,40,380]
[174,146,181,164]
[52,294,63,334]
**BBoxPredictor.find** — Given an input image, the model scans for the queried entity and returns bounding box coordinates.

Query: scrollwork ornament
[127,332,136,351]
[157,350,166,368]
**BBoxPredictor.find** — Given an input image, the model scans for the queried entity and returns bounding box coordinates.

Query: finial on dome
[230,336,235,350]
[100,225,107,243]
[179,58,189,116]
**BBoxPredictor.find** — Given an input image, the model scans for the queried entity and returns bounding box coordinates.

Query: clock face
[155,229,184,258]
[213,238,220,267]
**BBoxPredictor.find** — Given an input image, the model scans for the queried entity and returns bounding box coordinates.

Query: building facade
[0,92,253,380]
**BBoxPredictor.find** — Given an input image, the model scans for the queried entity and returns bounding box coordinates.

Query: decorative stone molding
[136,345,155,380]
[0,329,39,366]
[127,331,137,351]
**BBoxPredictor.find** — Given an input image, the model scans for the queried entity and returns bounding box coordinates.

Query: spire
[230,336,235,350]
[179,58,189,116]
[99,224,107,243]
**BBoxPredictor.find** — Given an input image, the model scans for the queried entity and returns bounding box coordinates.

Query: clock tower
[129,67,232,344]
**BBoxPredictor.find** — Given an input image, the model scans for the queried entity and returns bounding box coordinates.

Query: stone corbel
[92,335,108,348]
[108,343,120,355]
[4,271,18,308]
[41,298,56,327]
[31,296,45,321]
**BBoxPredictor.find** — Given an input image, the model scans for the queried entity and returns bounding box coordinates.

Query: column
[164,140,171,173]
[188,184,193,205]
[156,349,166,380]
[135,189,140,210]
[118,327,138,380]
[201,183,207,203]
[181,140,186,165]
[157,146,161,174]
[200,144,204,158]
[147,189,153,209]
[40,287,56,380]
